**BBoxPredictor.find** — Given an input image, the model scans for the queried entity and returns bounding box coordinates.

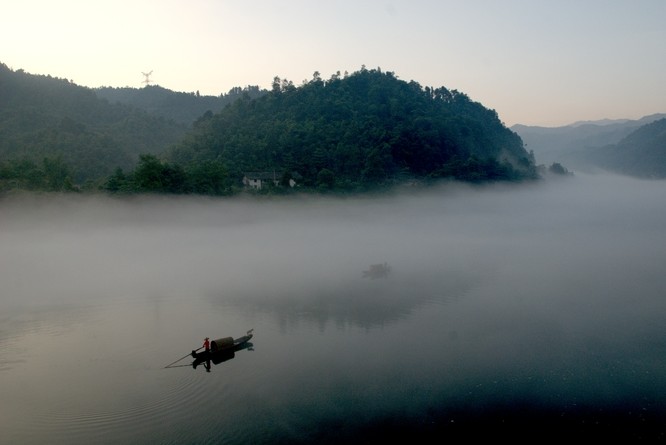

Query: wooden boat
[191,330,254,367]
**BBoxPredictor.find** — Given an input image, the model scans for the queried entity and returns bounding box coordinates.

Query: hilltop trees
[94,84,266,125]
[169,67,537,192]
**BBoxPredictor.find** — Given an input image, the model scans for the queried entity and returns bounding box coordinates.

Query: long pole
[164,346,203,368]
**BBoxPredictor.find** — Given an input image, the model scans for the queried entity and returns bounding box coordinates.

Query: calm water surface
[1,174,665,443]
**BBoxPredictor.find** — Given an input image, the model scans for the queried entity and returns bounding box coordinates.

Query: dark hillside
[0,63,187,186]
[94,84,266,126]
[169,68,537,192]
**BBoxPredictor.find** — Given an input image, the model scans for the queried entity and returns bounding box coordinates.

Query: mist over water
[1,173,665,443]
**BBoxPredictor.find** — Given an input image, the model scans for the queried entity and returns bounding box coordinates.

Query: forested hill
[94,84,266,125]
[167,68,537,192]
[0,63,187,186]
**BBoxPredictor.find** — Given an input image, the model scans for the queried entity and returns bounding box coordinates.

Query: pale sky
[2,0,665,127]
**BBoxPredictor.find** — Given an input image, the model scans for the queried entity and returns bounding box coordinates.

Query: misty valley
[1,172,665,443]
[3,2,665,442]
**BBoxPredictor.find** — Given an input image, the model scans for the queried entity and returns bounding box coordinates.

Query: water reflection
[192,341,254,372]
[165,330,255,373]
[362,262,391,279]
[212,265,484,331]
[1,175,665,443]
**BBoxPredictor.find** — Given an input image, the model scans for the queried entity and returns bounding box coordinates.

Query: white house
[242,171,296,189]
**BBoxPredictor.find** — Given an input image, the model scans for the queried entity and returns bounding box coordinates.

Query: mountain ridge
[511,114,666,178]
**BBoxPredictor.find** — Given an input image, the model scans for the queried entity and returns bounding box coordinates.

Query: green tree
[133,154,165,192]
[104,167,129,192]
[316,168,335,190]
[187,160,229,195]
[43,156,76,191]
[161,163,187,193]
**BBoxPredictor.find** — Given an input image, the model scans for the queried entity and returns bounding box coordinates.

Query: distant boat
[363,262,391,279]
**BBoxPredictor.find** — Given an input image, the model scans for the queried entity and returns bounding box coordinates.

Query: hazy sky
[2,0,665,127]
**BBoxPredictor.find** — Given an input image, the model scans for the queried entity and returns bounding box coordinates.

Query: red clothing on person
[203,338,210,351]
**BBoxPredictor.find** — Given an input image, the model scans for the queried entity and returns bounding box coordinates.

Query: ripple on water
[21,368,222,443]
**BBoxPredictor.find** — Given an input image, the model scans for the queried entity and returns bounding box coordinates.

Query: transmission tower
[141,70,153,86]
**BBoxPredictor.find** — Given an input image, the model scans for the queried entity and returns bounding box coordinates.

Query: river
[1,173,664,443]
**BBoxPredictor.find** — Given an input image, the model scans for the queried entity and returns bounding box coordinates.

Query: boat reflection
[192,340,254,372]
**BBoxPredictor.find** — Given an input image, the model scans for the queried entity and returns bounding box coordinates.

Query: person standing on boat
[203,337,210,352]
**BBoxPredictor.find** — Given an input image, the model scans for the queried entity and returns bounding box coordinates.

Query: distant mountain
[95,84,266,126]
[580,118,666,178]
[569,118,632,127]
[0,62,187,185]
[511,113,666,169]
